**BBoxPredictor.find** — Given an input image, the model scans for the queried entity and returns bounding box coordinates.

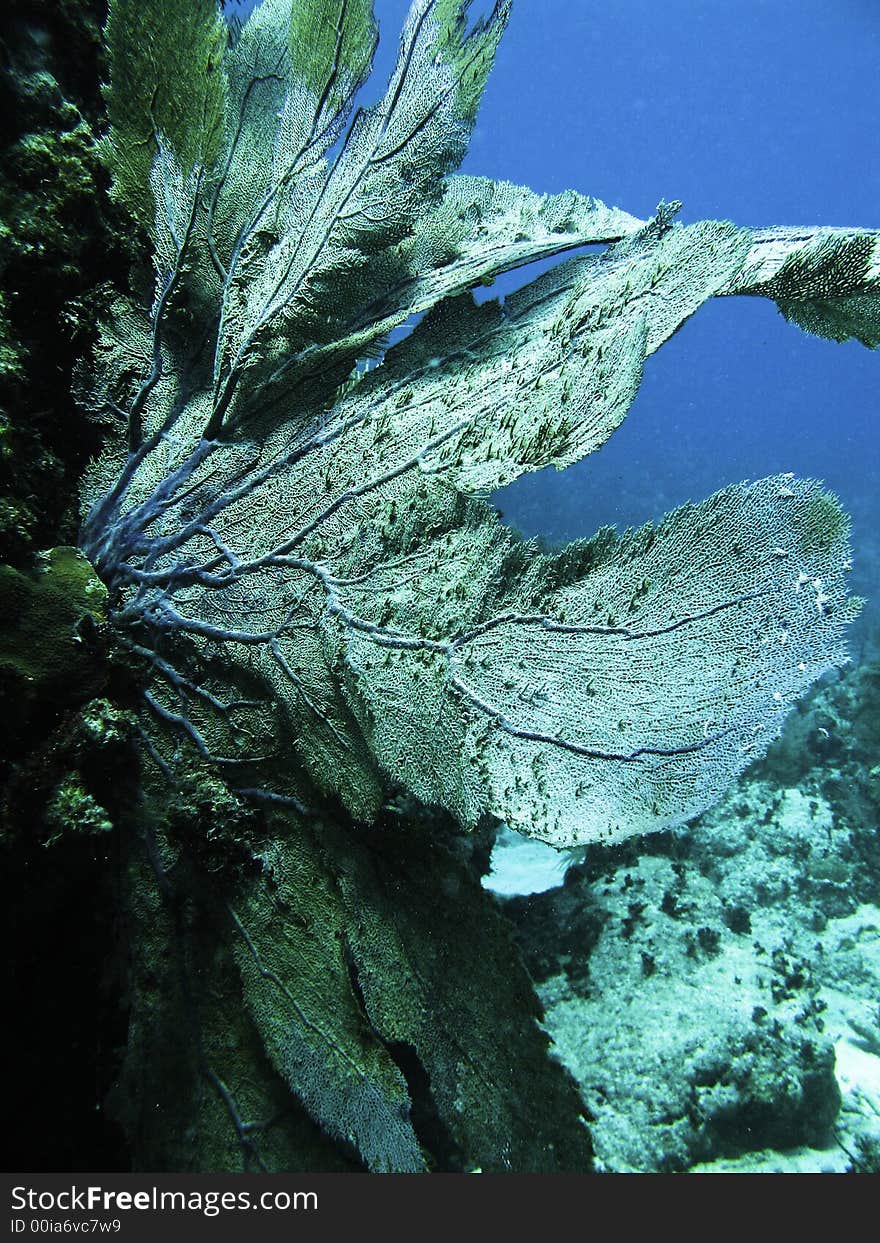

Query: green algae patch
[0,546,107,706]
[44,775,113,848]
[798,487,852,555]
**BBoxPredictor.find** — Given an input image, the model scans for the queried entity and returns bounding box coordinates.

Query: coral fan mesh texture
[81,0,878,848]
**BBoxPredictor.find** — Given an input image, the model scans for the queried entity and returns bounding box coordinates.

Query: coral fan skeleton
[45,0,880,1174]
[78,0,879,851]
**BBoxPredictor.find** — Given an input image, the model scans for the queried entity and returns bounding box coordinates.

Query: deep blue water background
[231,0,879,612]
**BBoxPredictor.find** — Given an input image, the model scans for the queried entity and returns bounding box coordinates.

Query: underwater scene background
[2,0,878,1175]
[473,0,880,1173]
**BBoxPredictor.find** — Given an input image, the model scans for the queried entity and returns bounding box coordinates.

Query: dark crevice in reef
[0,1,135,1172]
[3,829,131,1171]
[0,0,132,567]
[385,1040,465,1173]
[341,928,464,1172]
